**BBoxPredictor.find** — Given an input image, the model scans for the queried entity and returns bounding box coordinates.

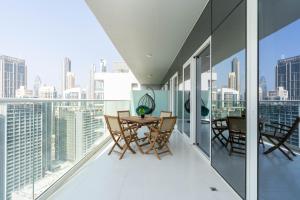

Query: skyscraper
[275,55,300,100]
[34,76,42,97]
[259,76,268,100]
[99,59,106,72]
[231,57,240,92]
[0,55,27,98]
[228,72,236,89]
[0,103,44,200]
[62,57,71,93]
[66,72,75,90]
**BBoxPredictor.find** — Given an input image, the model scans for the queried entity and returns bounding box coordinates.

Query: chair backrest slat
[159,117,177,133]
[160,111,172,118]
[118,110,130,118]
[227,117,246,133]
[283,117,300,139]
[105,115,122,133]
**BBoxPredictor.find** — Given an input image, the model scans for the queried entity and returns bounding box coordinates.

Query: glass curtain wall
[183,65,191,137]
[258,1,300,199]
[211,1,246,198]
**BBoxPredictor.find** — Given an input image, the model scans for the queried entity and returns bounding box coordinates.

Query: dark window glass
[211,1,246,198]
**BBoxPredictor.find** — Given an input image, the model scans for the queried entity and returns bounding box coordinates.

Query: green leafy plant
[138,107,145,116]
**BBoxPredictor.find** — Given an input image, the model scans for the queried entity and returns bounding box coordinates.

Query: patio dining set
[105,111,177,160]
[212,116,300,160]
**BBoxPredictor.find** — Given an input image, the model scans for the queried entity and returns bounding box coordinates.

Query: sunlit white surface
[49,131,241,200]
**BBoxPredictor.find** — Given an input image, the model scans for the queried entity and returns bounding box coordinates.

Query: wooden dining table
[120,116,160,127]
[120,116,160,147]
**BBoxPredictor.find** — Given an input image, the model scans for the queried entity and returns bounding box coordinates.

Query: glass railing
[0,99,130,200]
[211,100,246,119]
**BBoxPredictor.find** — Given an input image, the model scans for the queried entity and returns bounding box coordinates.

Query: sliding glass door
[258,1,300,199]
[196,45,211,157]
[170,73,178,123]
[183,64,191,137]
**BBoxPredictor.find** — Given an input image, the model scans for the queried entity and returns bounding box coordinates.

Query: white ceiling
[86,0,209,84]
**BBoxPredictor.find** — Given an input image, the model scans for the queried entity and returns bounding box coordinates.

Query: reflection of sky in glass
[213,50,246,95]
[259,19,300,91]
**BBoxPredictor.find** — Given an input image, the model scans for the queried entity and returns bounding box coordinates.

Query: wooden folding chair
[227,117,246,156]
[105,115,143,160]
[262,117,300,161]
[145,117,177,160]
[117,110,138,129]
[211,118,228,147]
[151,111,172,128]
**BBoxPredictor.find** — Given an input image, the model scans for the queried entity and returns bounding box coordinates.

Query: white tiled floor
[49,132,241,200]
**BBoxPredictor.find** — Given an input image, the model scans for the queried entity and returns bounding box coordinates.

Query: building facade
[276,55,300,100]
[0,55,27,98]
[89,61,140,100]
[39,86,57,99]
[0,103,43,200]
[55,107,103,161]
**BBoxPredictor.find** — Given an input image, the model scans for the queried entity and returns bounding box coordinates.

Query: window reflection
[183,65,191,136]
[211,1,246,198]
[259,1,300,199]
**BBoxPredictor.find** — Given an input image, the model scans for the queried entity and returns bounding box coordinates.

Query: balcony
[0,98,242,200]
[48,131,240,200]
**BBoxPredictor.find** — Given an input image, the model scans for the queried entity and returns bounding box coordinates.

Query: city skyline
[0,0,123,91]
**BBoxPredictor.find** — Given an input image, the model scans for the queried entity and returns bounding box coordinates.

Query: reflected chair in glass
[105,115,143,160]
[212,118,228,147]
[261,117,300,161]
[145,117,177,160]
[227,117,246,156]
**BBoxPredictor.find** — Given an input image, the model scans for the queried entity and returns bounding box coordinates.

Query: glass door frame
[189,37,212,161]
[182,60,192,143]
[170,72,178,129]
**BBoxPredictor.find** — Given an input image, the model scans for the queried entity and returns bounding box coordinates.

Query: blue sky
[0,0,123,91]
[259,19,300,90]
[214,18,300,95]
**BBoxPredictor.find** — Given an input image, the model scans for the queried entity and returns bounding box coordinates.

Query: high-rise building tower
[0,103,43,200]
[62,57,71,93]
[0,55,27,98]
[228,72,236,89]
[99,59,107,72]
[275,55,300,100]
[259,76,268,100]
[231,57,240,92]
[66,72,75,89]
[34,76,42,97]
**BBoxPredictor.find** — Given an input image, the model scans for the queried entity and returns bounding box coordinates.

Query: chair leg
[154,148,161,160]
[108,136,121,155]
[145,141,155,154]
[134,137,144,154]
[263,136,293,160]
[119,145,128,160]
[165,143,173,155]
[125,136,136,154]
[282,143,297,156]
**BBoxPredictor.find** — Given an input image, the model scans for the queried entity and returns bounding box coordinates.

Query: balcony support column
[246,0,258,200]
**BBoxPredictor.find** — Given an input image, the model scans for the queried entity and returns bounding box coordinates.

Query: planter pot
[141,114,145,119]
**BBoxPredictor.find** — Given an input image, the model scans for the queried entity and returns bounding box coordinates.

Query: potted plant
[138,107,145,118]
